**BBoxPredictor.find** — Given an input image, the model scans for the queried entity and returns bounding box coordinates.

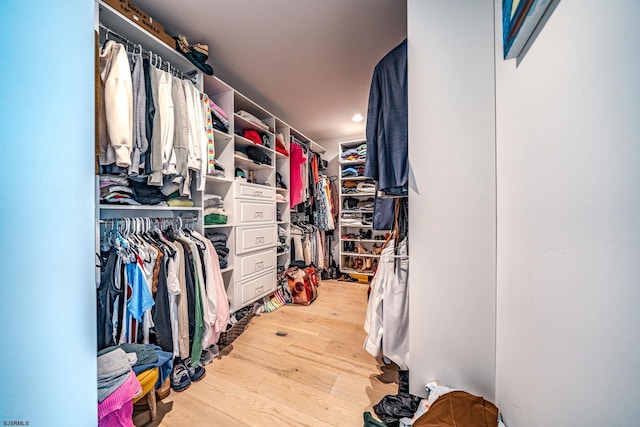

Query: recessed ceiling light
[352,113,364,123]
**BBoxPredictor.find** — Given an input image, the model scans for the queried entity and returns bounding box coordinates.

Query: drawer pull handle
[254,191,263,196]
[254,261,264,271]
[255,286,264,296]
[253,211,264,218]
[255,236,265,244]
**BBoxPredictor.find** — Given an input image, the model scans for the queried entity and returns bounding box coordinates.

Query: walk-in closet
[92,0,415,424]
[3,0,640,426]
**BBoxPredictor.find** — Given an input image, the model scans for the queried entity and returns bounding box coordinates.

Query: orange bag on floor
[285,266,318,305]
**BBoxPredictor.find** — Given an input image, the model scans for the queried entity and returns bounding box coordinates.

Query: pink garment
[290,142,307,208]
[210,98,227,120]
[98,369,142,427]
[203,238,230,345]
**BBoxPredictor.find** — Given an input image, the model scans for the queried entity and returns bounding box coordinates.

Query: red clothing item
[311,153,319,184]
[290,142,306,208]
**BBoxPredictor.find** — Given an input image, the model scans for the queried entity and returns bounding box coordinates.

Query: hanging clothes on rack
[290,222,328,271]
[97,217,230,392]
[128,47,147,176]
[313,175,334,231]
[98,28,210,206]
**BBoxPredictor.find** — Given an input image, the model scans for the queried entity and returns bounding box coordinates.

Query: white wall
[0,0,97,424]
[494,1,640,425]
[407,0,497,399]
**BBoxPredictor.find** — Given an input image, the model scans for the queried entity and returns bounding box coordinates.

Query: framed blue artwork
[503,0,554,59]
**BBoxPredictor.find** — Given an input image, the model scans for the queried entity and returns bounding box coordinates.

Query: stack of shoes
[170,357,206,392]
[359,229,373,240]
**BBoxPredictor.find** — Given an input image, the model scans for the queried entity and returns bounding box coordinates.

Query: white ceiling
[133,0,407,143]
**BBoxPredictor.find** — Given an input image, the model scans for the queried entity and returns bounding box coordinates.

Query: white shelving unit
[338,139,389,278]
[97,0,205,235]
[97,0,324,314]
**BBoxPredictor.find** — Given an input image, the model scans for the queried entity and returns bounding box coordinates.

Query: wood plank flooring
[133,280,397,426]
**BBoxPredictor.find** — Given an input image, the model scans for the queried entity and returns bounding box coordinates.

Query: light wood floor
[133,280,398,426]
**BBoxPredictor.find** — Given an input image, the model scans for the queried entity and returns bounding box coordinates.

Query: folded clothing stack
[341,212,363,225]
[210,100,229,134]
[236,110,271,132]
[356,181,376,193]
[358,197,375,210]
[206,232,229,269]
[341,166,357,177]
[204,194,227,225]
[246,145,272,165]
[209,159,225,178]
[343,197,360,210]
[356,143,367,161]
[341,148,359,162]
[100,174,139,205]
[166,193,195,207]
[341,166,364,177]
[275,133,289,156]
[278,226,289,253]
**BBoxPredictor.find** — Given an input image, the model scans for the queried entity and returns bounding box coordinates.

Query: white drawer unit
[239,270,276,306]
[236,199,275,225]
[234,181,275,200]
[237,248,276,282]
[236,224,277,255]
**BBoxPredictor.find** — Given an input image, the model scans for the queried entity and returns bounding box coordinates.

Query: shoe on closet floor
[201,347,216,365]
[184,357,206,382]
[170,362,191,392]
